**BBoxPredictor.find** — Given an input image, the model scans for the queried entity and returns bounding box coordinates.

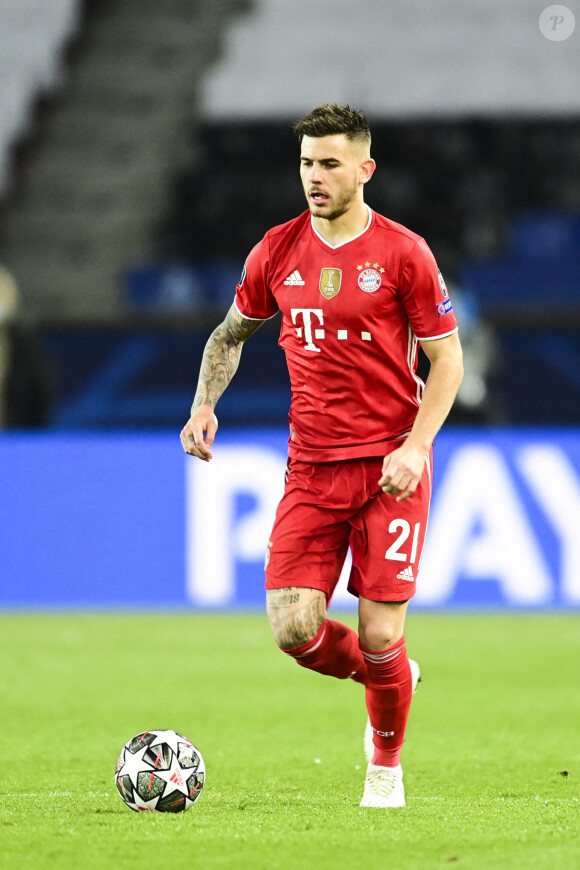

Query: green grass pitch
[0,611,578,870]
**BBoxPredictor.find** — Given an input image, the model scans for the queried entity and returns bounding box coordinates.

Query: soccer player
[181,104,463,808]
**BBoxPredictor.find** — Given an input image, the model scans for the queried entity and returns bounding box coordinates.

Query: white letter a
[418,445,552,605]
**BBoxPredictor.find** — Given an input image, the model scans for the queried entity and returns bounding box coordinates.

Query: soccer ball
[115,729,205,813]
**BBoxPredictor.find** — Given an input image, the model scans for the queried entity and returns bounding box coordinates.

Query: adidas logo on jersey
[284,270,305,286]
[396,566,414,582]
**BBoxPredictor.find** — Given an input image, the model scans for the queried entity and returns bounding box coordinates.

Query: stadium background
[0,0,579,611]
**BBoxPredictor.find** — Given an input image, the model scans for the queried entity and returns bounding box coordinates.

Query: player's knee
[358,599,408,651]
[266,588,325,651]
[267,608,323,651]
[358,620,402,652]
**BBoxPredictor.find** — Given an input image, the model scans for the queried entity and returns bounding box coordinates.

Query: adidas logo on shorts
[396,566,414,582]
[284,270,305,286]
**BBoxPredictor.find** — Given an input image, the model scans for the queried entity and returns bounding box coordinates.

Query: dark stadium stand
[156,119,580,298]
[36,116,580,430]
[0,3,578,430]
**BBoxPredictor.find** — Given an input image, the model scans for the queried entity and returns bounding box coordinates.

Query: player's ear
[359,157,376,185]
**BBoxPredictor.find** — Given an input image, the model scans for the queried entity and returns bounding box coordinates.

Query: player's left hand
[379,443,427,502]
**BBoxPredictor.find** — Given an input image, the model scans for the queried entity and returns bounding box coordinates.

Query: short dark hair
[293,104,371,144]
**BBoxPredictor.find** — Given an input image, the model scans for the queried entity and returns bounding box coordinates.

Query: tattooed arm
[180,303,266,461]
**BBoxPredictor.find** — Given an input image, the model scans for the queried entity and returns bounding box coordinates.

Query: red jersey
[235,207,458,462]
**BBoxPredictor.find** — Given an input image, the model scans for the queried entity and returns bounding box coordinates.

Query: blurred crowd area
[161,120,580,270]
[0,0,579,430]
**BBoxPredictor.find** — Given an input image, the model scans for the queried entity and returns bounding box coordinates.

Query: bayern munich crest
[357,267,382,293]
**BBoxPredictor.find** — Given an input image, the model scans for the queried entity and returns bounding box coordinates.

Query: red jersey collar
[310,204,373,250]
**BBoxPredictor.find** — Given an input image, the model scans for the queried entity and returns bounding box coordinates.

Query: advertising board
[1,430,578,609]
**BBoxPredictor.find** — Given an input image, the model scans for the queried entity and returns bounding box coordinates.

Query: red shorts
[265,447,433,603]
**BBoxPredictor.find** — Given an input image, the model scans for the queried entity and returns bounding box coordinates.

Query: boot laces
[367,767,399,798]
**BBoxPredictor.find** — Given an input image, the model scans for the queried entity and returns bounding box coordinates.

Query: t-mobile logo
[291,308,325,352]
[290,308,373,350]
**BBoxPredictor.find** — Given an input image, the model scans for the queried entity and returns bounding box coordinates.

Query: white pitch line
[1,792,112,798]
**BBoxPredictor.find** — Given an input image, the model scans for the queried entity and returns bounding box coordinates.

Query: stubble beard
[308,179,359,222]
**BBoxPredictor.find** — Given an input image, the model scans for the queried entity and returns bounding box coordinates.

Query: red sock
[360,634,413,767]
[282,619,368,683]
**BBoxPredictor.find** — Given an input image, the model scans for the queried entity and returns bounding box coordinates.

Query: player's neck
[311,201,371,247]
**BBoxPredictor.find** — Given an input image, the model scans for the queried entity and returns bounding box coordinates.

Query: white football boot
[363,659,421,763]
[360,659,421,807]
[360,762,405,808]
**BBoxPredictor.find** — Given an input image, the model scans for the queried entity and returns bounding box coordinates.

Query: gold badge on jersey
[319,268,342,299]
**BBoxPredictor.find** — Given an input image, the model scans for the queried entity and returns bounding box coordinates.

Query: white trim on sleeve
[416,326,459,341]
[233,298,278,322]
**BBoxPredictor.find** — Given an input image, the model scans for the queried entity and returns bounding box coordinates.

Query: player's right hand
[180,405,218,461]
